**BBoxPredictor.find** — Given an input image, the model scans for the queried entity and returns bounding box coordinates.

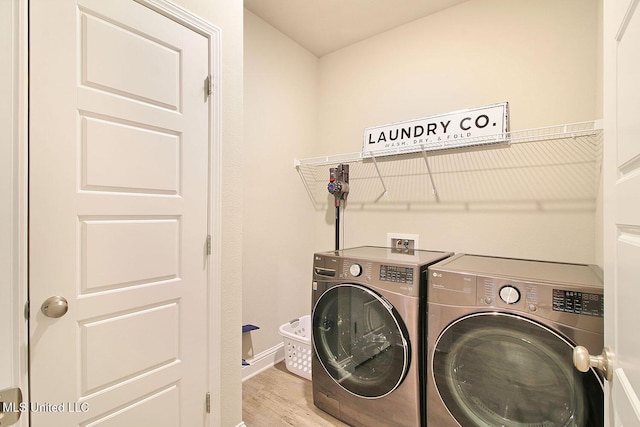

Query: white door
[603,0,640,425]
[29,0,211,425]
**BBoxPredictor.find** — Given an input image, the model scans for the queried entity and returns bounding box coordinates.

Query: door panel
[81,219,179,291]
[29,1,210,425]
[82,117,181,194]
[81,12,181,109]
[616,1,640,169]
[81,302,179,395]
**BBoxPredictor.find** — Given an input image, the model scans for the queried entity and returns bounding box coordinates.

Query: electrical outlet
[387,233,419,251]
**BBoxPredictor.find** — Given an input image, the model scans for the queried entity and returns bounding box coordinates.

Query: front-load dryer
[427,254,604,427]
[312,246,453,427]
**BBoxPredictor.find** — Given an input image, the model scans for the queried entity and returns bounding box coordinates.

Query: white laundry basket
[279,315,312,380]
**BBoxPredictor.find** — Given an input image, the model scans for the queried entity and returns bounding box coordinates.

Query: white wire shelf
[295,121,603,209]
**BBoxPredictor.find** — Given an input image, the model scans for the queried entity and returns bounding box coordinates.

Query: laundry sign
[363,102,509,157]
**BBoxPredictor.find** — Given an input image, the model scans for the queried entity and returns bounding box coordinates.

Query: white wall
[242,10,320,368]
[317,0,600,262]
[243,0,601,367]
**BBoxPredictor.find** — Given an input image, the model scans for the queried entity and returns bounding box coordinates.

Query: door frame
[11,1,222,425]
[5,0,28,426]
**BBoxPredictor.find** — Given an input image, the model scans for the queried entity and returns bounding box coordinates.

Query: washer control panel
[380,264,414,285]
[341,260,372,280]
[332,258,421,297]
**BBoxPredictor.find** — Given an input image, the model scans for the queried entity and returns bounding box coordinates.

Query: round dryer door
[312,284,410,398]
[432,312,603,427]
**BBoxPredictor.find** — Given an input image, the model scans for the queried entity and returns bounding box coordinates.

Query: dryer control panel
[474,277,604,331]
[552,289,604,317]
[428,254,604,333]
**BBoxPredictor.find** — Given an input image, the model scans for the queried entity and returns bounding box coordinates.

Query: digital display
[380,265,414,284]
[553,289,603,317]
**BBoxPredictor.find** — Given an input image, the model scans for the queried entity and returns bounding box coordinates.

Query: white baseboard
[242,342,284,382]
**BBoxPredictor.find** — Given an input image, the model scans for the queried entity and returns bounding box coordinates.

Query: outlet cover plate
[387,233,419,250]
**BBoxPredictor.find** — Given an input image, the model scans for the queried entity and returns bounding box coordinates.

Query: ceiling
[243,0,469,57]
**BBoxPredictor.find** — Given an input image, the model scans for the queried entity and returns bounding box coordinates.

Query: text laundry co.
[362,103,509,157]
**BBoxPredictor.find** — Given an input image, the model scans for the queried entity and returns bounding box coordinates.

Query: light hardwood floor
[242,362,350,426]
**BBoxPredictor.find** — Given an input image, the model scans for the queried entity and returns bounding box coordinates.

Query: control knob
[349,263,362,277]
[499,285,520,304]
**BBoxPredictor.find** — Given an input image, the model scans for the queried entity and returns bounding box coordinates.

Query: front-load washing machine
[312,246,453,427]
[427,254,604,427]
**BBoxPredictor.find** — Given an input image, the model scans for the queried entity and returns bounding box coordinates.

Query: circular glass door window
[312,284,410,398]
[432,313,603,427]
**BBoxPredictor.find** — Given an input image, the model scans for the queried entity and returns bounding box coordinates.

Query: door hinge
[205,75,212,97]
[205,392,211,414]
[206,235,212,255]
[24,300,29,319]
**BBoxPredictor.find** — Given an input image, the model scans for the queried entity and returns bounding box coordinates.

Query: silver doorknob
[41,296,69,318]
[573,346,614,381]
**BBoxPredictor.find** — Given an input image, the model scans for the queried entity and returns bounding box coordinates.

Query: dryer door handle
[314,267,336,277]
[573,346,614,381]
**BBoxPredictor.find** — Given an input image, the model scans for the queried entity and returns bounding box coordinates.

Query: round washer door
[432,312,603,427]
[312,283,410,398]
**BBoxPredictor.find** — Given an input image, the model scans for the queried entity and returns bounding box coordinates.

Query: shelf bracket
[370,154,388,202]
[421,148,440,203]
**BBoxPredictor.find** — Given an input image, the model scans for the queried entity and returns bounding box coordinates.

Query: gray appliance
[426,254,604,427]
[312,246,453,427]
